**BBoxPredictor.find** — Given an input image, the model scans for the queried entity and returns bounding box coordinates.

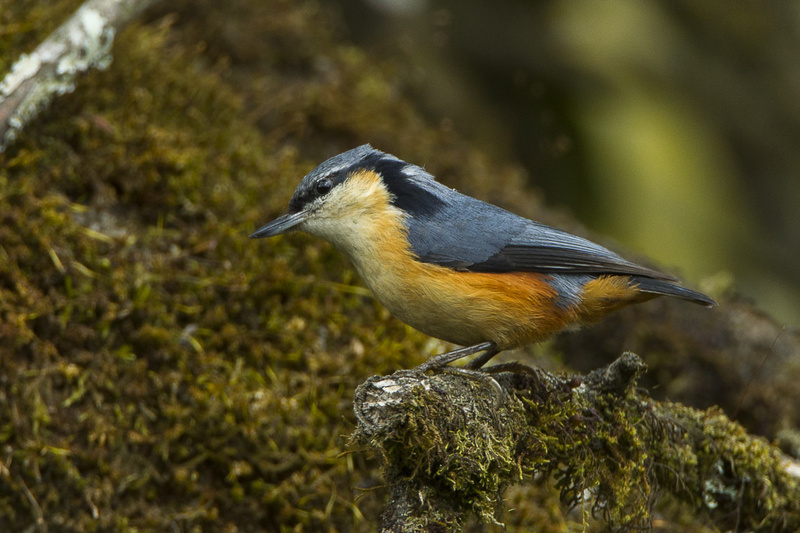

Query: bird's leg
[464,347,501,370]
[413,341,497,372]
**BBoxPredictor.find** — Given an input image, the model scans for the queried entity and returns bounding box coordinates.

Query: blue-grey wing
[401,182,673,281]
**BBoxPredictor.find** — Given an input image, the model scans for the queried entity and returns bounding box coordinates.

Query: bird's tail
[632,277,717,307]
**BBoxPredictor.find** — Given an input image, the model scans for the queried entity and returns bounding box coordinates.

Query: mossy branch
[0,0,160,151]
[352,353,800,532]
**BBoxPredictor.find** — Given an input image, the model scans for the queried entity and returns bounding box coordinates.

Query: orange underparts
[412,268,577,349]
[421,270,654,349]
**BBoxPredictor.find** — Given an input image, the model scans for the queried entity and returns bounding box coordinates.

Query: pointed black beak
[250,211,308,239]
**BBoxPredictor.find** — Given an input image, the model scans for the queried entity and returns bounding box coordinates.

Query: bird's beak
[250,210,308,239]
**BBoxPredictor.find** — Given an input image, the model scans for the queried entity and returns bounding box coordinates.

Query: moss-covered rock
[352,354,800,532]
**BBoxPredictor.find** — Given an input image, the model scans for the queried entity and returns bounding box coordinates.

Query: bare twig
[0,0,160,151]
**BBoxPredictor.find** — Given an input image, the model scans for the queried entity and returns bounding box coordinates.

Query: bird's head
[250,145,445,248]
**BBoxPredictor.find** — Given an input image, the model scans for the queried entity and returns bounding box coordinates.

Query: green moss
[0,1,429,530]
[651,405,800,531]
[353,355,800,531]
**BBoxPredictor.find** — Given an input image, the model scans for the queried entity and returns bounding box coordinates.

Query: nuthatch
[251,145,716,370]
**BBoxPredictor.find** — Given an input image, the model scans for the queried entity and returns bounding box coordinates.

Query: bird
[250,145,716,371]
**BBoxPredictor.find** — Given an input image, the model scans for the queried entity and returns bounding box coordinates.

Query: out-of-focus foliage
[337,0,800,325]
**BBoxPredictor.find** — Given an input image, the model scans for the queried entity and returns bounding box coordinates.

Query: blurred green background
[332,0,800,326]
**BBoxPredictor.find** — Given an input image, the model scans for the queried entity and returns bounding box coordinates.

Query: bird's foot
[413,341,498,372]
[402,342,505,402]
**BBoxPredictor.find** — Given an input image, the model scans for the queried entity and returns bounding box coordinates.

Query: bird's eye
[315,178,333,195]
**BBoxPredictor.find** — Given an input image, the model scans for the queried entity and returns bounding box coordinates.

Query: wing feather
[397,173,674,281]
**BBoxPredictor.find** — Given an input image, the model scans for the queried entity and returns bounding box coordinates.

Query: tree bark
[0,0,160,151]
